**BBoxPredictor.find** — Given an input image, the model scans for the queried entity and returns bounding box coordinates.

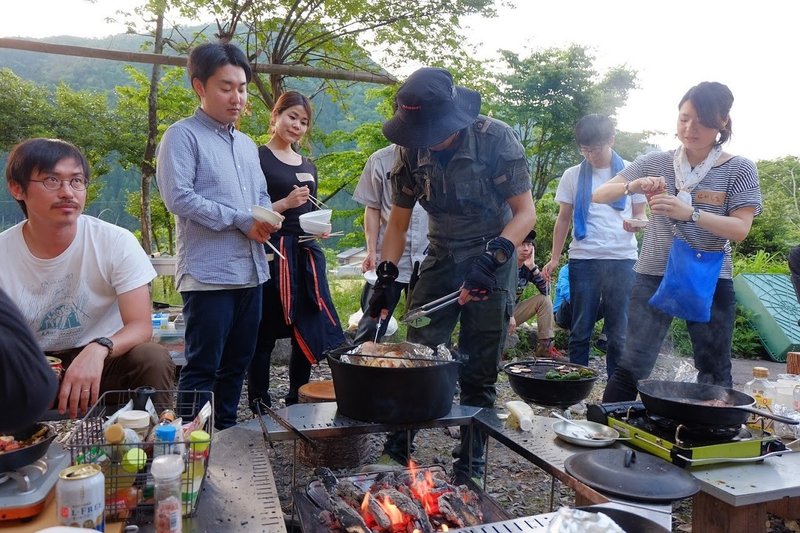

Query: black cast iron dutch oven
[637,380,799,427]
[326,344,460,424]
[503,359,598,408]
[0,422,56,472]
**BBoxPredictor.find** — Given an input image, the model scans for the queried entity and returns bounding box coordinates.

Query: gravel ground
[238,339,799,533]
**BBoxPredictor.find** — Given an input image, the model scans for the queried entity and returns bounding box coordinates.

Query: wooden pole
[787,352,800,375]
[0,38,397,85]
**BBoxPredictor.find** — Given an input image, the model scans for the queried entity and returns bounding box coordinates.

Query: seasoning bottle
[744,366,776,410]
[151,454,184,533]
[153,424,177,457]
[104,423,142,462]
[181,430,210,506]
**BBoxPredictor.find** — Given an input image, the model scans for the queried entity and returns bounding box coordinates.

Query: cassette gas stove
[587,401,791,468]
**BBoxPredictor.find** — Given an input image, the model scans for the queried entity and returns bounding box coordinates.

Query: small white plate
[624,217,649,229]
[252,205,283,225]
[552,420,619,448]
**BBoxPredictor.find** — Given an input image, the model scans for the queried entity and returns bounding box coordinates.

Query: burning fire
[355,461,474,532]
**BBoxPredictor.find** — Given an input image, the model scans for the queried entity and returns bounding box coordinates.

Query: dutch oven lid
[564,449,699,503]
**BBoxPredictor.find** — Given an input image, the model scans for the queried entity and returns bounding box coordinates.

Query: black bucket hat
[383,68,481,149]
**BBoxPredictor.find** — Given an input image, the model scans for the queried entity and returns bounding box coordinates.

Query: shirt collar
[194,107,236,135]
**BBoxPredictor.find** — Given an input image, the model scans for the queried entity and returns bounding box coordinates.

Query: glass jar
[151,454,184,533]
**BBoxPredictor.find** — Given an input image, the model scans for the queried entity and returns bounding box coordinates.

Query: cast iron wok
[0,422,56,472]
[637,380,799,427]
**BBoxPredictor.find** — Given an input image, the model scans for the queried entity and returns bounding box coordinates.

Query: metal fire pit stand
[472,409,673,530]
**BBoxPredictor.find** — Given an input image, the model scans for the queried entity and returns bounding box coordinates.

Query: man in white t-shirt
[1,138,174,418]
[352,144,428,343]
[542,115,645,376]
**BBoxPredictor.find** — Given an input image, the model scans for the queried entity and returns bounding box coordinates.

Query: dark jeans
[353,281,408,344]
[179,286,262,430]
[789,246,800,304]
[383,252,515,477]
[603,273,736,402]
[568,259,635,376]
[554,300,605,331]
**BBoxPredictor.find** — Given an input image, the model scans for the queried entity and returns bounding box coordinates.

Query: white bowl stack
[299,209,333,235]
[251,205,284,225]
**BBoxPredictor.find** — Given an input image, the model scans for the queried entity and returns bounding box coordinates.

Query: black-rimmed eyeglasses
[30,176,89,191]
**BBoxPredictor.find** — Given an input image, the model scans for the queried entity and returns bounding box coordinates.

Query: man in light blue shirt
[156,42,279,429]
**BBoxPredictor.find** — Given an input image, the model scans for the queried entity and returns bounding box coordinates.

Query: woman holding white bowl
[247,91,345,409]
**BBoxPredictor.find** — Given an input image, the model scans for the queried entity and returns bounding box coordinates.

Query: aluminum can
[57,463,105,531]
[46,356,64,381]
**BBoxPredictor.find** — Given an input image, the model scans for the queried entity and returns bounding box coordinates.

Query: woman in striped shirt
[593,82,762,401]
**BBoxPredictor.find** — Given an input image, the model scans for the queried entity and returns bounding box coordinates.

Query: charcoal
[437,489,483,527]
[314,466,340,492]
[331,497,370,533]
[335,479,367,509]
[362,492,392,530]
[374,489,433,533]
[371,470,400,491]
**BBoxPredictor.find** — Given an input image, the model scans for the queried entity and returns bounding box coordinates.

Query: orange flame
[378,495,404,525]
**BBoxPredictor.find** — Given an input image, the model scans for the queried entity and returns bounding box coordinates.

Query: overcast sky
[1,0,797,161]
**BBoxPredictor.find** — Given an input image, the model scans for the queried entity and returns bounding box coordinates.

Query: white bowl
[300,209,332,224]
[624,217,649,229]
[300,218,332,235]
[364,270,377,285]
[252,205,283,225]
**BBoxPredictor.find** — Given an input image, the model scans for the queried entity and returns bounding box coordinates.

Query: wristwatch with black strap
[91,336,114,358]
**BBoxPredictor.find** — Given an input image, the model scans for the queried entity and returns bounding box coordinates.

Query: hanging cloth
[573,150,626,240]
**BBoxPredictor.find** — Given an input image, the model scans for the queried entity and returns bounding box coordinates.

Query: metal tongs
[401,290,460,328]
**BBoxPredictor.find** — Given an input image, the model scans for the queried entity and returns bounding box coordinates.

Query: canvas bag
[648,237,724,323]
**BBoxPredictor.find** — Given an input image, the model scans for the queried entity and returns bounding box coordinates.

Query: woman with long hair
[248,91,345,409]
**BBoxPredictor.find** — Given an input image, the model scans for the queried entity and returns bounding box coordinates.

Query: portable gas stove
[0,442,70,521]
[587,402,791,468]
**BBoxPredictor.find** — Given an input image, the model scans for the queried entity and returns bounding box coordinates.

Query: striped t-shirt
[620,150,761,279]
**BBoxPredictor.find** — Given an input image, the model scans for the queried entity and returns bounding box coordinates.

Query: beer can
[57,463,105,531]
[46,356,64,382]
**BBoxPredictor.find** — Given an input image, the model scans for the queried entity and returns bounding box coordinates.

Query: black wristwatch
[91,336,114,358]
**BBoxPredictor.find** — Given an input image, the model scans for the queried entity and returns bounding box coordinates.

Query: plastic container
[181,430,210,506]
[151,455,184,533]
[104,423,141,462]
[744,366,776,410]
[153,425,177,457]
[118,410,151,441]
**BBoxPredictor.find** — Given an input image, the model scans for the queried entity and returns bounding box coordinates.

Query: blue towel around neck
[573,150,626,241]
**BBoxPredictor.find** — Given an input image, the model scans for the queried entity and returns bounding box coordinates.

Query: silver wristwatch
[690,208,701,223]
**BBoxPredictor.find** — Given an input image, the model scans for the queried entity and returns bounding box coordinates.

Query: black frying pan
[0,423,56,472]
[637,380,799,427]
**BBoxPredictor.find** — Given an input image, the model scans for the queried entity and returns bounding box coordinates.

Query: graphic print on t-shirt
[34,272,89,348]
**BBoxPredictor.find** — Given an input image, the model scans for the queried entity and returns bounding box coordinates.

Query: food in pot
[694,398,731,407]
[0,425,49,453]
[342,341,451,368]
[542,366,596,381]
[547,507,624,533]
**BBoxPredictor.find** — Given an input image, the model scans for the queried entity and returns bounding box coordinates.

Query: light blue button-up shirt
[156,108,270,289]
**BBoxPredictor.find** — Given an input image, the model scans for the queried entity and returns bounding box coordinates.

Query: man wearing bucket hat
[367,67,536,481]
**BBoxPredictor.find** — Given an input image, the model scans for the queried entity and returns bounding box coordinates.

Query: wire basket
[64,389,214,523]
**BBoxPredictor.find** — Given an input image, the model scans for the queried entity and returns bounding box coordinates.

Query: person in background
[1,138,174,419]
[352,143,428,344]
[247,91,346,409]
[508,230,565,359]
[157,42,279,430]
[542,114,645,377]
[789,246,800,326]
[594,82,761,401]
[369,67,536,481]
[0,288,58,433]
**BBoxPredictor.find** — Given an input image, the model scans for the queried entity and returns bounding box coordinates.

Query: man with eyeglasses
[542,114,646,377]
[0,138,174,419]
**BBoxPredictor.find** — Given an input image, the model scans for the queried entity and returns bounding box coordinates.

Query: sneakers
[594,333,608,353]
[535,339,567,360]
